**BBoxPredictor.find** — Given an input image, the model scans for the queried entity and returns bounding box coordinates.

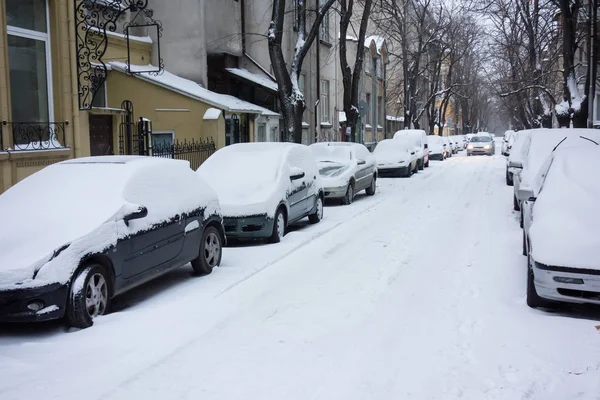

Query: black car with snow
[197,143,324,243]
[0,157,224,329]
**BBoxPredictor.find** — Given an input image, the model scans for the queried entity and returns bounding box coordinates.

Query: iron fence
[152,139,216,170]
[2,121,67,151]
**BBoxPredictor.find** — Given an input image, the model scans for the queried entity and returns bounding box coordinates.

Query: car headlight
[484,145,491,149]
[467,145,474,150]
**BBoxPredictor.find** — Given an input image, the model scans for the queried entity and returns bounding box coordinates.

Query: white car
[502,130,516,156]
[441,137,453,158]
[197,143,324,243]
[506,131,531,187]
[512,129,600,213]
[427,135,445,161]
[310,142,377,205]
[393,129,430,169]
[521,146,600,308]
[374,139,419,177]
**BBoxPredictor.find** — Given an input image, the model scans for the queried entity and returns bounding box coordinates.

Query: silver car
[466,135,494,156]
[521,146,600,309]
[310,142,377,205]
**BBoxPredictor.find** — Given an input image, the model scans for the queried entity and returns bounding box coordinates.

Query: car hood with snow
[427,135,444,154]
[373,139,412,166]
[529,147,600,270]
[0,157,219,290]
[310,144,355,188]
[197,143,321,218]
[393,129,426,158]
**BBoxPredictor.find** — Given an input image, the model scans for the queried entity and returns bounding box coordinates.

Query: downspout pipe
[315,0,321,143]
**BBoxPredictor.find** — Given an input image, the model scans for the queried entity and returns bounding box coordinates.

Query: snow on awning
[339,111,347,123]
[109,62,279,117]
[386,115,405,122]
[226,68,278,92]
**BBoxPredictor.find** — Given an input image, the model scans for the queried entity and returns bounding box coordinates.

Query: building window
[376,58,383,78]
[321,80,330,123]
[6,0,53,123]
[365,93,371,125]
[152,131,174,148]
[92,80,108,108]
[257,123,266,142]
[320,10,330,42]
[299,74,308,122]
[378,96,383,126]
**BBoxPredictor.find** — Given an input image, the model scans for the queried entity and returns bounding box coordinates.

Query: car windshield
[470,136,492,142]
[311,146,352,163]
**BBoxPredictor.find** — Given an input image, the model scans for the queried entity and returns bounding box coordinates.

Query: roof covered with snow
[109,62,279,117]
[226,68,278,92]
[365,36,386,54]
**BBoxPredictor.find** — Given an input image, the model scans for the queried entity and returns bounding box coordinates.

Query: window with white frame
[92,80,108,108]
[320,10,330,42]
[365,93,371,125]
[257,123,266,142]
[321,80,330,123]
[596,93,600,121]
[299,74,308,122]
[376,58,383,78]
[6,0,53,123]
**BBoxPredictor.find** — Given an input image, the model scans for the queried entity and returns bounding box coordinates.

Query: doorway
[89,115,114,156]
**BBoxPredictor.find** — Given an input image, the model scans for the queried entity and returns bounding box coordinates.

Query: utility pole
[588,0,597,128]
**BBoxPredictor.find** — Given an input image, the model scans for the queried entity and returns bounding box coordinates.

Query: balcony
[2,121,68,151]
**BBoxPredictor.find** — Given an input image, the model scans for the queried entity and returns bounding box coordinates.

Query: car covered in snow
[374,139,419,177]
[502,130,516,156]
[467,134,494,156]
[0,157,224,328]
[310,142,377,205]
[520,146,600,308]
[426,135,446,160]
[512,129,600,212]
[506,130,531,187]
[197,143,324,243]
[441,137,453,158]
[393,129,429,169]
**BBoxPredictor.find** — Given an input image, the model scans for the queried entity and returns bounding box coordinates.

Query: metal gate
[119,100,152,156]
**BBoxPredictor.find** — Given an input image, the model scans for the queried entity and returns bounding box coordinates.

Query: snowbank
[529,147,600,269]
[0,157,218,290]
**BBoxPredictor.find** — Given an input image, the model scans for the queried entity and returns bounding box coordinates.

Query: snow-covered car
[310,142,377,205]
[502,130,516,156]
[442,137,453,158]
[467,134,494,156]
[197,143,324,243]
[393,129,429,169]
[506,131,530,187]
[0,157,224,328]
[465,133,476,142]
[427,135,445,160]
[374,139,419,177]
[520,146,600,308]
[512,129,600,212]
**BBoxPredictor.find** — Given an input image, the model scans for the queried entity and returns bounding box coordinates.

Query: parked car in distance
[427,135,446,160]
[442,137,453,158]
[374,139,419,177]
[506,130,530,187]
[466,133,476,142]
[467,134,494,156]
[512,129,600,213]
[521,146,600,308]
[310,142,377,205]
[0,157,224,329]
[393,129,429,169]
[197,143,324,244]
[502,130,516,156]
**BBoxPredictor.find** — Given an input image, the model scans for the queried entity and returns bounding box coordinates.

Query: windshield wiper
[580,135,600,145]
[552,137,568,152]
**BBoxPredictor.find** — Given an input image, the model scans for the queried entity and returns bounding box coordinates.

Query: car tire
[406,165,413,178]
[522,229,527,256]
[418,158,424,170]
[513,195,520,211]
[309,196,324,224]
[269,208,286,243]
[424,159,430,168]
[191,226,222,275]
[342,183,354,205]
[366,176,376,196]
[526,254,555,309]
[506,171,514,186]
[65,264,111,329]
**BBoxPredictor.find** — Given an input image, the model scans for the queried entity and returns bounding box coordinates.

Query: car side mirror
[357,159,366,165]
[509,160,523,169]
[124,206,148,226]
[290,167,305,181]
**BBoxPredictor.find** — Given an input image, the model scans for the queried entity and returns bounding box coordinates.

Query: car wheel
[513,195,520,211]
[366,176,376,196]
[406,165,413,178]
[418,159,424,170]
[342,183,354,205]
[424,159,430,168]
[269,208,286,243]
[309,196,324,224]
[522,229,527,256]
[520,210,524,229]
[191,226,222,275]
[526,254,555,309]
[506,171,514,186]
[65,264,110,329]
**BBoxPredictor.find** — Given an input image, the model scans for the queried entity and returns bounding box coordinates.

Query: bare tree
[339,0,374,141]
[268,0,337,143]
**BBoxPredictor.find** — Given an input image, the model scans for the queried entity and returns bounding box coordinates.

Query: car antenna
[552,137,568,152]
[580,135,600,145]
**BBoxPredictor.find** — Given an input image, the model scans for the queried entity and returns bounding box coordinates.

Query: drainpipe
[315,0,321,144]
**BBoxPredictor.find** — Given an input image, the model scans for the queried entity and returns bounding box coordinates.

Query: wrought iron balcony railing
[2,121,68,151]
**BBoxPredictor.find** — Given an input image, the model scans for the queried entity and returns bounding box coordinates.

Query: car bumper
[324,184,348,199]
[533,262,600,305]
[223,215,274,239]
[378,166,409,177]
[0,283,68,323]
[467,149,492,155]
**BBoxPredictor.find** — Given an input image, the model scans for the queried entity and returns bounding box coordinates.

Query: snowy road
[2,151,600,399]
